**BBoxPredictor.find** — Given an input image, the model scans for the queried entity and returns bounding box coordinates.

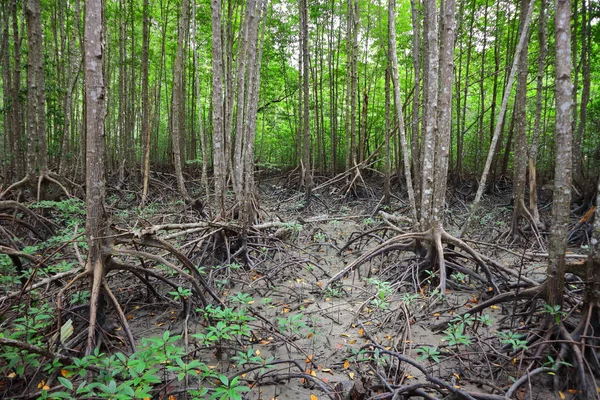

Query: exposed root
[326,226,500,296]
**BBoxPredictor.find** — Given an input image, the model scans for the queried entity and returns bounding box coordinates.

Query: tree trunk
[83,0,108,353]
[389,0,417,224]
[528,0,548,229]
[546,0,573,309]
[510,0,532,239]
[25,0,49,186]
[409,0,421,207]
[300,0,313,205]
[211,0,227,216]
[419,0,439,228]
[140,0,151,206]
[171,0,191,202]
[460,0,534,236]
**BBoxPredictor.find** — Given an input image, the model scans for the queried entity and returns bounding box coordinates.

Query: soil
[0,174,592,399]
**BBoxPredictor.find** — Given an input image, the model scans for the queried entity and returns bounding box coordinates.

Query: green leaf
[57,377,73,391]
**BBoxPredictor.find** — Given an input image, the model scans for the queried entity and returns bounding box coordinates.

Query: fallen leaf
[60,369,69,377]
[358,328,364,336]
[310,395,318,400]
[306,355,314,363]
[344,360,350,369]
[348,339,356,344]
[307,332,314,339]
[317,281,323,287]
[558,391,565,399]
[349,372,355,380]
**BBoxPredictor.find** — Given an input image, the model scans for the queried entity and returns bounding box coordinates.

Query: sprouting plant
[277,313,307,337]
[400,293,420,305]
[168,286,192,301]
[70,290,91,305]
[451,313,475,326]
[210,375,251,400]
[416,346,441,363]
[450,272,467,284]
[227,262,242,270]
[541,304,567,325]
[476,314,493,327]
[497,330,528,351]
[313,231,327,242]
[228,291,253,306]
[442,322,471,347]
[362,217,376,226]
[231,348,264,367]
[325,286,344,298]
[422,270,437,286]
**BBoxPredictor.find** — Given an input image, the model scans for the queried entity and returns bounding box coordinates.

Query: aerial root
[326,226,500,296]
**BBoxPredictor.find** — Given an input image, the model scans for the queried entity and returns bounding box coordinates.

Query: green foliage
[277,312,307,336]
[442,321,471,347]
[416,346,441,363]
[497,330,528,351]
[541,304,567,325]
[168,286,192,301]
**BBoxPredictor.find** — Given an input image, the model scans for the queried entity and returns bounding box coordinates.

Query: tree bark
[171,0,191,202]
[83,0,108,353]
[211,0,227,216]
[528,0,548,229]
[510,0,532,238]
[546,0,573,309]
[300,0,313,205]
[389,0,418,224]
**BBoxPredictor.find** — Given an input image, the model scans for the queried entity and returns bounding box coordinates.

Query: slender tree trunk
[410,0,421,205]
[300,0,313,205]
[383,66,391,205]
[192,0,209,201]
[510,0,532,238]
[83,0,108,354]
[140,0,151,206]
[419,0,439,227]
[546,0,573,309]
[529,0,548,228]
[171,0,191,202]
[389,0,417,224]
[211,0,227,216]
[461,0,535,236]
[25,0,48,177]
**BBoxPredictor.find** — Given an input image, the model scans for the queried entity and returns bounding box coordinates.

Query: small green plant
[442,322,471,347]
[541,304,567,325]
[422,270,437,286]
[362,217,376,226]
[168,286,192,301]
[325,286,344,298]
[71,290,91,305]
[313,231,327,242]
[497,330,528,351]
[228,291,253,306]
[476,314,493,327]
[277,313,307,337]
[416,346,441,363]
[450,313,475,326]
[210,375,250,400]
[400,293,420,305]
[450,271,467,284]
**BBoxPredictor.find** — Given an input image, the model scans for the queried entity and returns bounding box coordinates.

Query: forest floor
[0,172,593,399]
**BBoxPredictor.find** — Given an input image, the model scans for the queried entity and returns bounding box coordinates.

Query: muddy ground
[0,174,591,399]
